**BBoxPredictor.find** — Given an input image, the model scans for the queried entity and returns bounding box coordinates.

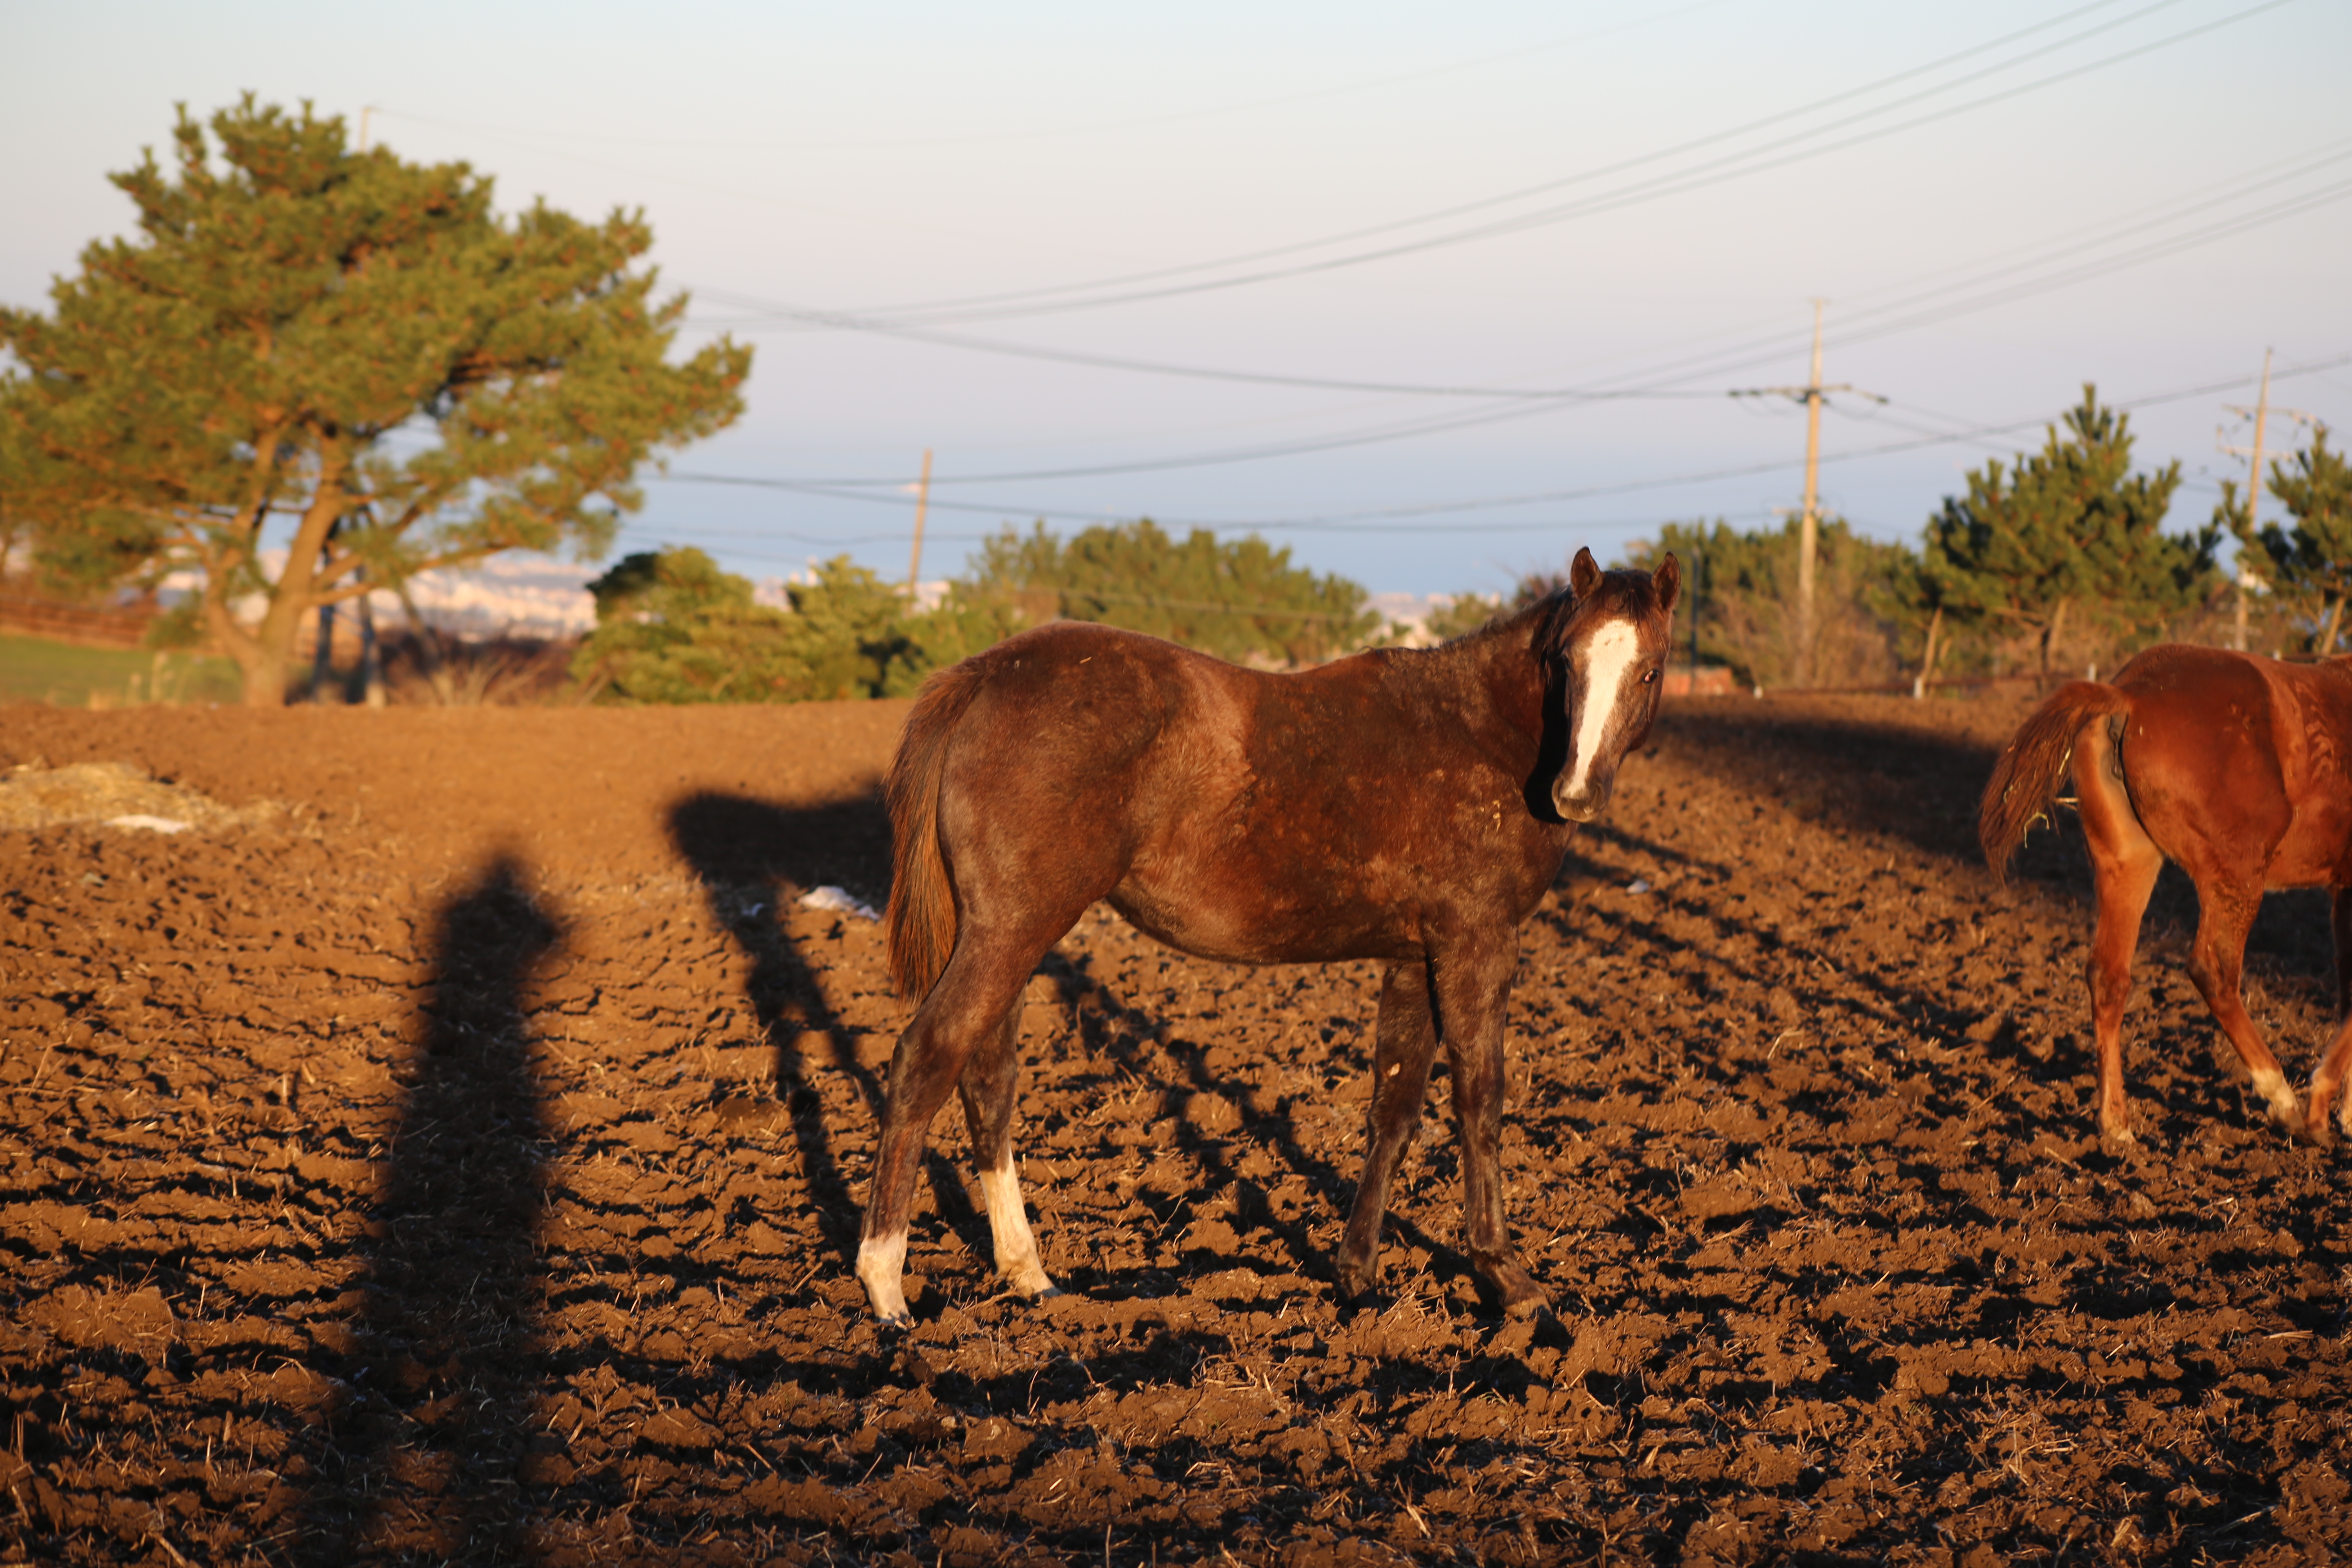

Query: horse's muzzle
[1552,777,1609,822]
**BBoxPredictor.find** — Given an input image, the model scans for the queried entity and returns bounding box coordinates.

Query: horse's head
[1540,546,1681,823]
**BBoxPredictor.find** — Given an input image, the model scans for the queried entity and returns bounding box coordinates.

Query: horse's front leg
[1337,961,1443,1303]
[1432,935,1546,1317]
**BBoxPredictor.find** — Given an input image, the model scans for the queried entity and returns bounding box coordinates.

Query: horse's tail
[884,660,989,1000]
[1979,680,2132,885]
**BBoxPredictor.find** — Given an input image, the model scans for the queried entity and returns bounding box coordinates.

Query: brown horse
[857,547,1682,1324]
[1981,644,2352,1147]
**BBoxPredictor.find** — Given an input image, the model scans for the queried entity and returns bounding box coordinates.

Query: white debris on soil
[797,885,880,922]
[0,760,272,833]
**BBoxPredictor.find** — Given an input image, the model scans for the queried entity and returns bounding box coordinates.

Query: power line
[677,133,2352,426]
[648,347,2352,537]
[681,296,1735,402]
[794,0,2158,323]
[804,0,2286,329]
[677,147,2352,495]
[1538,135,2352,390]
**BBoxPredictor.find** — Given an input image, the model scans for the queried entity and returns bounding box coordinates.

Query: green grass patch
[0,635,244,707]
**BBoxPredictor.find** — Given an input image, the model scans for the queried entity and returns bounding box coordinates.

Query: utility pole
[358,105,373,154]
[1732,302,1883,688]
[1797,302,1826,684]
[904,448,933,604]
[2221,350,2276,654]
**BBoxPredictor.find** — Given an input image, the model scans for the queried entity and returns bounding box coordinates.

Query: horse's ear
[1569,546,1601,599]
[1653,552,1682,615]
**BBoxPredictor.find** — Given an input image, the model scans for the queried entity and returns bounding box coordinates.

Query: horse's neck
[1439,612,1551,744]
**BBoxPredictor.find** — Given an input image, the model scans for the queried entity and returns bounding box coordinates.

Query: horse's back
[2110,646,2352,886]
[928,621,1197,833]
[911,619,1560,967]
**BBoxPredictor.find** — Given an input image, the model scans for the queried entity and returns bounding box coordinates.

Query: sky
[7,0,2351,600]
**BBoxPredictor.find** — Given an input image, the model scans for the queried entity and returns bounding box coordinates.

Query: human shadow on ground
[667,791,980,1273]
[298,854,559,1564]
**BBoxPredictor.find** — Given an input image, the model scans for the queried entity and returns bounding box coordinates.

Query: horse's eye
[1642,669,1657,684]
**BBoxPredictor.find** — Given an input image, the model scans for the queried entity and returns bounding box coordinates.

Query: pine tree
[2225,425,2352,654]
[1921,386,2211,676]
[963,519,1378,665]
[1627,517,1915,689]
[0,97,750,704]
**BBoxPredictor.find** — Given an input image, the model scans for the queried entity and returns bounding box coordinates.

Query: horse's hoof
[1004,1266,1060,1301]
[1481,1257,1548,1319]
[2299,1098,2337,1150]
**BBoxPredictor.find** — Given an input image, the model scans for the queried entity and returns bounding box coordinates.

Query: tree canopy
[1624,517,1916,689]
[566,521,1383,707]
[572,549,929,704]
[1920,387,2211,674]
[0,96,750,704]
[2225,425,2352,655]
[964,519,1380,665]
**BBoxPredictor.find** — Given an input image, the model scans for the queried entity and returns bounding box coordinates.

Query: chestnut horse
[856,548,1681,1323]
[1981,644,2352,1146]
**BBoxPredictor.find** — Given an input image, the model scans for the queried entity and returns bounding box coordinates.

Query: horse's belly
[2271,810,2352,889]
[1106,883,1421,966]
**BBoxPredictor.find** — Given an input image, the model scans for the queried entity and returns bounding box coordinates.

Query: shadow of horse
[298,854,559,1564]
[666,791,981,1279]
[1652,701,2337,989]
[1029,947,1474,1305]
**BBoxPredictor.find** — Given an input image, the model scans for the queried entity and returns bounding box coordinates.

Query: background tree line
[0,96,749,706]
[569,518,1381,704]
[9,101,2348,705]
[0,96,1382,707]
[1605,388,2351,693]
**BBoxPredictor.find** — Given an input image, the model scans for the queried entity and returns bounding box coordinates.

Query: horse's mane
[1440,569,1668,662]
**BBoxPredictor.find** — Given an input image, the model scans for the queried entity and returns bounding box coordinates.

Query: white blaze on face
[1566,619,1643,798]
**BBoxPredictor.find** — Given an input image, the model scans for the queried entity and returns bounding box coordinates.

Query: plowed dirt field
[1,691,2348,1566]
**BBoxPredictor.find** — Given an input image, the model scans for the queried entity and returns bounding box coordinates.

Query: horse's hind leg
[2075,726,2160,1144]
[857,940,1038,1324]
[957,1006,1057,1298]
[2332,887,2352,1022]
[1337,962,1444,1303]
[2183,880,2309,1140]
[1433,939,1546,1318]
[2305,886,2352,1147]
[2304,1009,2352,1150]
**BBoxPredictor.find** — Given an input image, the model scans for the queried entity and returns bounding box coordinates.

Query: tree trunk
[2322,595,2345,659]
[392,577,455,703]
[236,454,354,707]
[357,582,386,707]
[1915,606,1944,699]
[309,602,338,704]
[2038,598,2069,680]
